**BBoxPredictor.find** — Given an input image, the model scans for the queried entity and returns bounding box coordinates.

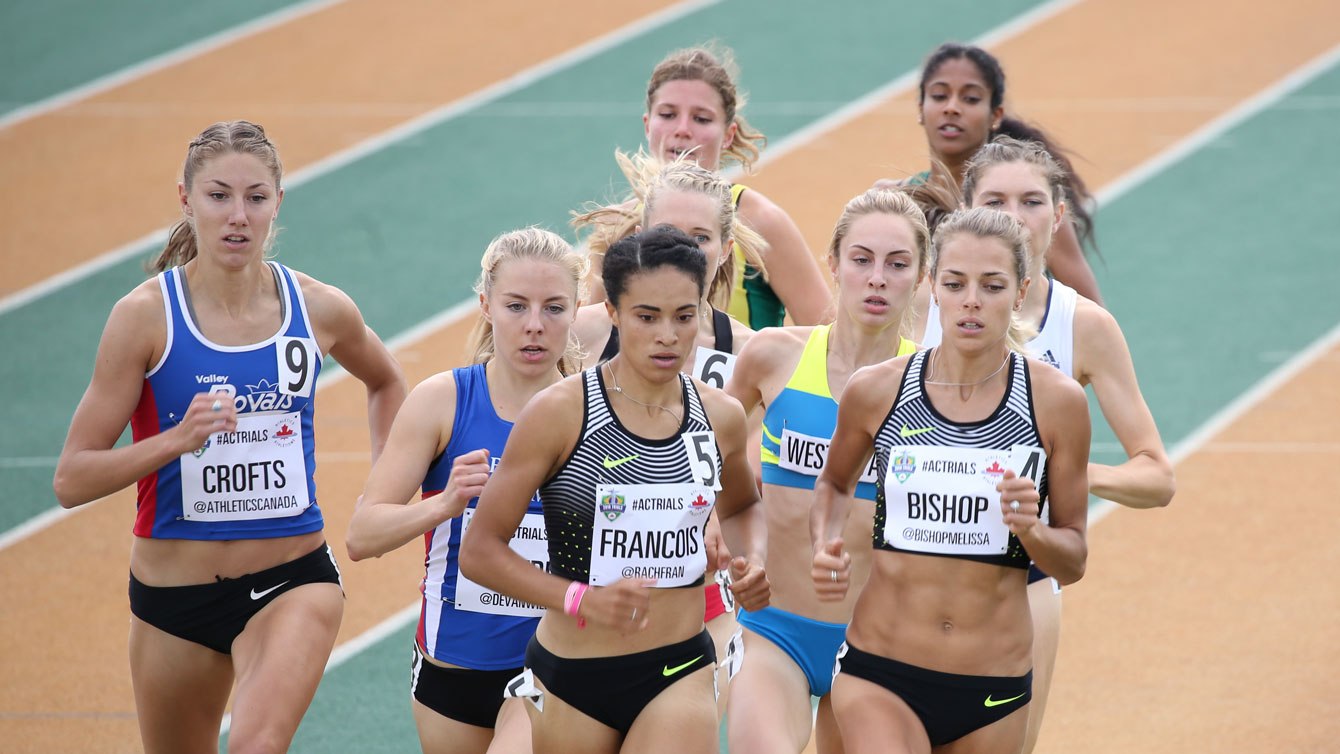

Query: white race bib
[180,411,310,521]
[694,346,737,390]
[591,483,714,587]
[454,510,548,617]
[778,428,879,483]
[882,444,1045,556]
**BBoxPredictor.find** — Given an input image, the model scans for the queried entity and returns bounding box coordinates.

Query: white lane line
[1096,41,1340,206]
[218,602,420,738]
[1089,321,1340,525]
[0,295,478,552]
[0,0,721,317]
[744,0,1085,174]
[0,0,348,131]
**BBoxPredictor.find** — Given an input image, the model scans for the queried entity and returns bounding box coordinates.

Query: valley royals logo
[890,451,916,483]
[599,491,626,521]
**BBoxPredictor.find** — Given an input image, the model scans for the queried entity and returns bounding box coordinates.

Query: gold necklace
[605,361,681,421]
[925,348,1010,401]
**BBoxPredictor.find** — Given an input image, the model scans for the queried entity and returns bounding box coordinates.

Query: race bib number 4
[591,483,714,587]
[882,444,1045,556]
[455,510,547,617]
[179,412,310,522]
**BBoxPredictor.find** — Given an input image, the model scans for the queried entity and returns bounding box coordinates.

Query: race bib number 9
[455,510,547,617]
[180,412,310,522]
[276,336,318,398]
[591,483,714,587]
[881,444,1044,556]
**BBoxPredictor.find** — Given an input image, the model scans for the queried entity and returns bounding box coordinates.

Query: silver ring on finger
[830,569,838,583]
[630,608,638,622]
[1010,501,1021,512]
[211,400,222,412]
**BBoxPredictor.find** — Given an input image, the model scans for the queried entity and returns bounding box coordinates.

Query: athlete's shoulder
[734,185,789,229]
[1072,294,1122,340]
[289,268,360,324]
[739,324,810,360]
[727,316,755,354]
[573,302,612,362]
[694,377,748,431]
[408,369,461,409]
[1025,355,1087,408]
[107,277,169,338]
[859,352,915,383]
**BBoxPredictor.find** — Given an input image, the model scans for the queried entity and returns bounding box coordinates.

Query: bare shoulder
[104,277,168,353]
[737,324,810,366]
[728,317,755,353]
[854,352,914,388]
[112,277,168,325]
[407,370,459,412]
[735,187,787,230]
[573,302,612,349]
[1026,357,1088,412]
[290,268,356,317]
[1074,295,1123,343]
[694,378,748,431]
[521,371,587,425]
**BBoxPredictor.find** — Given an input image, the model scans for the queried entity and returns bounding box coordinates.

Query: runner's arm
[1080,306,1175,508]
[53,287,228,507]
[303,276,406,463]
[1046,221,1103,305]
[737,189,832,325]
[347,376,482,560]
[703,388,769,611]
[1016,369,1090,585]
[459,382,581,610]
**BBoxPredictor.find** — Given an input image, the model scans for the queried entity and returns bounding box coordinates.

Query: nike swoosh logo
[984,692,1027,707]
[602,454,639,470]
[898,424,935,438]
[662,655,703,677]
[250,580,290,601]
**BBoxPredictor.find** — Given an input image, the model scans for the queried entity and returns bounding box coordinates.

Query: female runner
[723,188,926,754]
[460,226,770,753]
[52,120,405,754]
[345,229,585,753]
[586,45,832,327]
[933,137,1175,752]
[811,207,1091,753]
[573,153,768,712]
[888,42,1103,305]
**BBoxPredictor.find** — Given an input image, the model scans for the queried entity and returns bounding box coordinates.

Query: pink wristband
[563,581,589,628]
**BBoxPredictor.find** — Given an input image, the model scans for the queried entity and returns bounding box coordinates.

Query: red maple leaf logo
[692,494,710,508]
[275,424,295,438]
[984,461,1005,475]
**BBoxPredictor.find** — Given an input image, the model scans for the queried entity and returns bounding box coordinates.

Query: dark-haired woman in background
[461,226,769,753]
[882,42,1103,306]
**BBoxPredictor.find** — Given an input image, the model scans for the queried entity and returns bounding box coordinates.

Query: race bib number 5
[591,483,714,587]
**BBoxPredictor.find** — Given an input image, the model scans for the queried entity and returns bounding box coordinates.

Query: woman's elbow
[52,468,85,509]
[1155,467,1176,508]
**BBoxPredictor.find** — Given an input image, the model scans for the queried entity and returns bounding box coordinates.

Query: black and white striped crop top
[540,367,720,587]
[872,350,1048,569]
